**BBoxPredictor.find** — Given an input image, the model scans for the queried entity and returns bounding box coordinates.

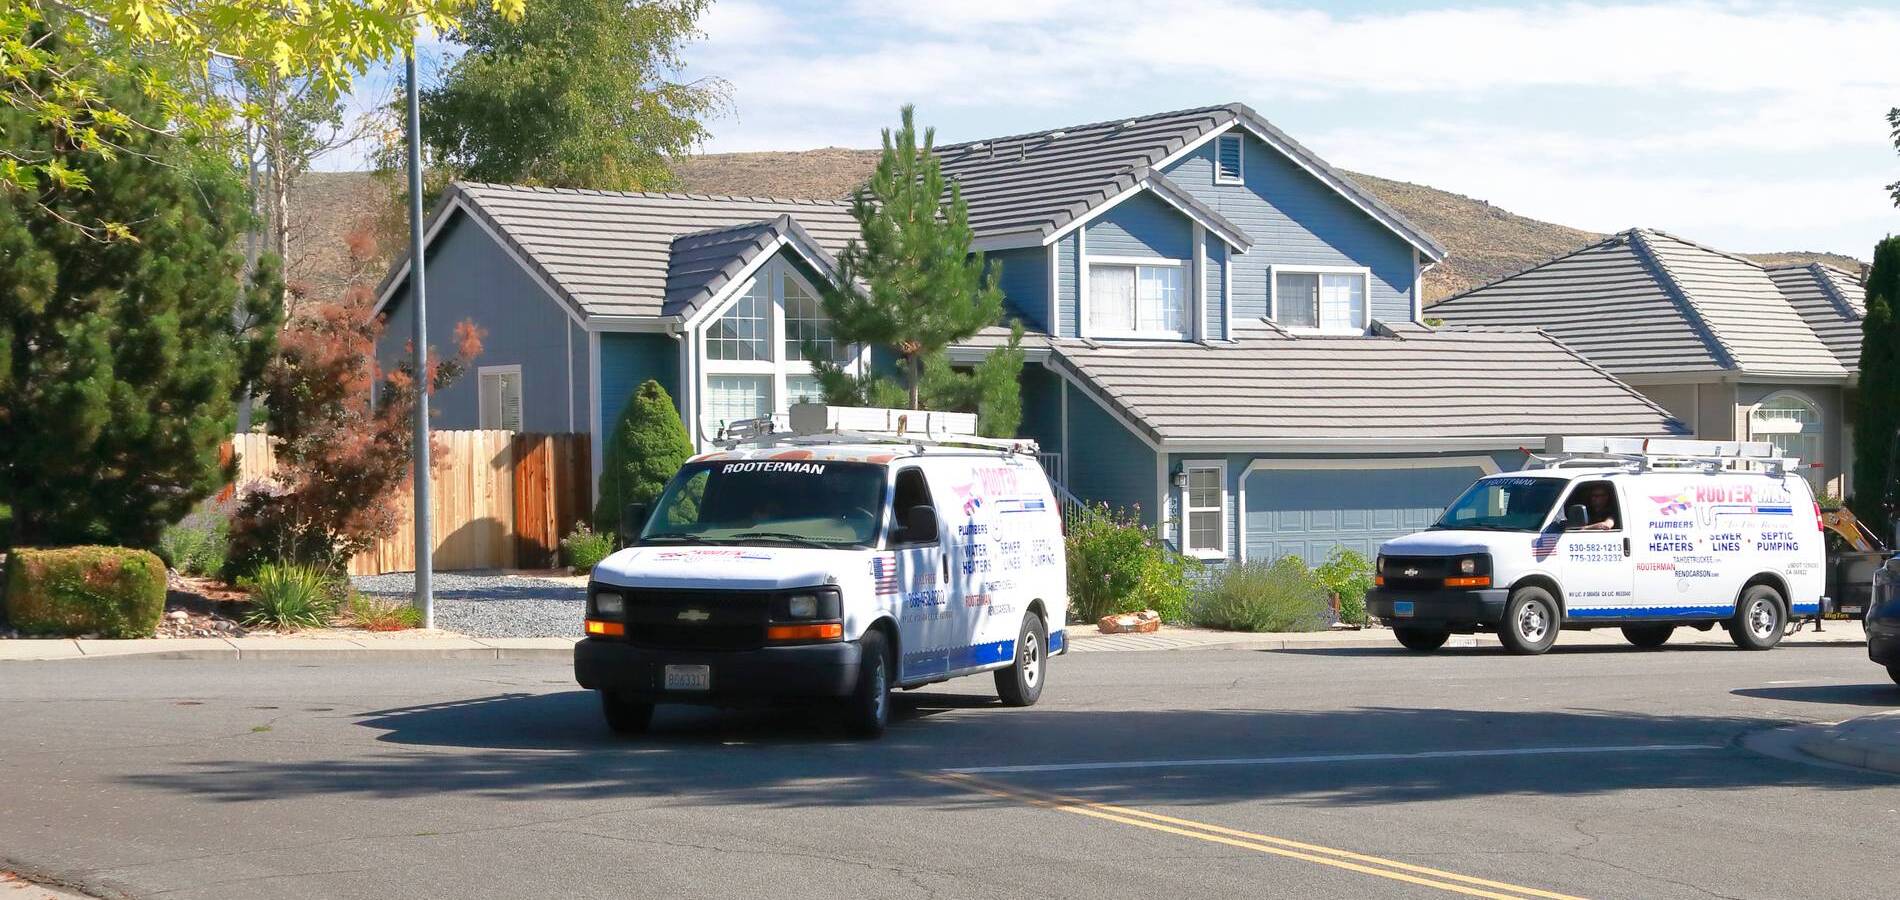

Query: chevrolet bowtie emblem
[677,609,711,623]
[1403,568,1420,577]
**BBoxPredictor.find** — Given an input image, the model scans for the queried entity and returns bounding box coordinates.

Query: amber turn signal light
[1443,576,1491,588]
[765,623,843,642]
[1374,575,1385,586]
[584,619,625,637]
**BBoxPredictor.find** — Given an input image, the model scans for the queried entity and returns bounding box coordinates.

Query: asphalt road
[2,642,1897,900]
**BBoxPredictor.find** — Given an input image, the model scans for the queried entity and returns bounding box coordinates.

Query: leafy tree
[2,1,521,235]
[421,0,727,189]
[1853,236,1900,540]
[812,105,1025,436]
[594,379,692,533]
[0,40,280,549]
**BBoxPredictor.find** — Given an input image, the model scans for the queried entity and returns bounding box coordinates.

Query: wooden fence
[225,431,591,576]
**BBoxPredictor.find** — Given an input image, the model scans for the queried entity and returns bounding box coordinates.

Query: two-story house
[375,103,1685,564]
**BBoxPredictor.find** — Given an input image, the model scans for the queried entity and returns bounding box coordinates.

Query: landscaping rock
[1098,610,1161,634]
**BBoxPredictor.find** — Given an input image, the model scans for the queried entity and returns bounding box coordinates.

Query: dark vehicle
[1821,508,1888,619]
[1868,555,1900,687]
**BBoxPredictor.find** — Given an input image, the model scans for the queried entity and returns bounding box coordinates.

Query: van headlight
[1459,558,1478,575]
[592,592,625,617]
[787,594,819,619]
[773,588,840,621]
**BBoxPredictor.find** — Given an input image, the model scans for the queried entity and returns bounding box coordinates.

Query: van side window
[889,468,938,546]
[1564,480,1621,532]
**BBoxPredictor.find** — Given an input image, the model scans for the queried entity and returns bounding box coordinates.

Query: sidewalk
[1068,621,1869,653]
[1797,710,1900,776]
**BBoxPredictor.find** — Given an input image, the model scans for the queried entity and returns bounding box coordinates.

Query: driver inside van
[1578,483,1618,531]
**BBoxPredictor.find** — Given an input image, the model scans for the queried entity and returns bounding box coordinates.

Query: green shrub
[156,503,231,577]
[348,593,422,631]
[2,547,167,638]
[1189,556,1330,633]
[1065,503,1193,624]
[1314,547,1374,626]
[240,562,337,631]
[594,379,693,533]
[561,524,614,574]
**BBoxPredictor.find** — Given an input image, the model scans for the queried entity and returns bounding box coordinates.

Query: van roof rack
[715,404,1038,456]
[1528,436,1795,477]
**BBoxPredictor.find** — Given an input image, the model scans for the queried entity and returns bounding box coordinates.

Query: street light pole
[406,50,433,629]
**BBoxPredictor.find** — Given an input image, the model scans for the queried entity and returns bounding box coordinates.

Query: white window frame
[1214,134,1244,185]
[698,257,867,433]
[1748,390,1825,490]
[1181,459,1228,560]
[1083,255,1190,340]
[1269,264,1372,335]
[477,364,523,432]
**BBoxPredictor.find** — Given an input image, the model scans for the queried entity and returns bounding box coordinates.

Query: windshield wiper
[728,531,838,549]
[640,533,712,544]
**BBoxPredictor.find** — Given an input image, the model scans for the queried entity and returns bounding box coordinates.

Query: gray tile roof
[933,102,1445,259]
[383,182,860,320]
[1767,264,1865,370]
[664,215,838,318]
[1050,329,1687,445]
[1430,229,1850,379]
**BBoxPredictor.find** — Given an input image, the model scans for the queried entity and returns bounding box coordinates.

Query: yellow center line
[922,772,1590,900]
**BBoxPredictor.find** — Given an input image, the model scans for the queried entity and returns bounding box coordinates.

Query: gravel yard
[351,571,584,638]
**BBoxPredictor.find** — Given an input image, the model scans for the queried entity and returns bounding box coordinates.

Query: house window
[782,275,846,363]
[706,279,770,361]
[706,374,770,427]
[1750,392,1824,490]
[478,365,522,431]
[785,374,825,406]
[1183,461,1227,558]
[1273,269,1368,332]
[1088,261,1186,337]
[1215,134,1244,185]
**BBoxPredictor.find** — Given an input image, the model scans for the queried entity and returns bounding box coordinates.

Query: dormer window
[1215,134,1244,185]
[1272,266,1369,333]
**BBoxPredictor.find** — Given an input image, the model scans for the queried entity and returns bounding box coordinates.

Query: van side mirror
[903,505,939,544]
[618,503,650,546]
[1563,504,1588,530]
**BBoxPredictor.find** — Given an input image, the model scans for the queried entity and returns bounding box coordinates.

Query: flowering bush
[1065,503,1193,624]
[1190,556,1330,633]
[1314,547,1374,625]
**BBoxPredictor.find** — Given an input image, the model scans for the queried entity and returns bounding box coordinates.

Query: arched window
[700,257,862,435]
[1748,392,1823,489]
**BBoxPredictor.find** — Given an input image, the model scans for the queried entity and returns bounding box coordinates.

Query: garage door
[1242,464,1491,563]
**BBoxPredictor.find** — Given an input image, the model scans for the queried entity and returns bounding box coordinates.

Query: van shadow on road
[115,691,1893,810]
[1731,683,1900,707]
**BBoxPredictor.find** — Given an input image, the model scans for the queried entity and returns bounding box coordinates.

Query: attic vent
[1215,134,1243,184]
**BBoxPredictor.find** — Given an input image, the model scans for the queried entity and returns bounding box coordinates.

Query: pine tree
[812,105,1025,434]
[0,38,281,549]
[1852,236,1900,539]
[594,379,693,532]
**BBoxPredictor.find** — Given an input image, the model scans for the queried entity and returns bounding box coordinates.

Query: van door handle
[1623,537,1632,557]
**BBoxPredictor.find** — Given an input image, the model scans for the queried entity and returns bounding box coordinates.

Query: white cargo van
[1367,438,1825,654]
[575,406,1069,736]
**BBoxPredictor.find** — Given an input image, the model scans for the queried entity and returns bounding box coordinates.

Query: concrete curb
[0,636,579,663]
[1795,711,1900,777]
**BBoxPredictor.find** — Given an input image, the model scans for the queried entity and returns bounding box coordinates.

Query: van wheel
[600,691,654,735]
[1727,584,1785,650]
[1888,664,1900,687]
[1393,627,1450,652]
[1498,586,1560,655]
[843,629,892,738]
[995,615,1047,707]
[1621,624,1674,648]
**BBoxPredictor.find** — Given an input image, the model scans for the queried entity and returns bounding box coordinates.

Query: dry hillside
[291,157,1866,304]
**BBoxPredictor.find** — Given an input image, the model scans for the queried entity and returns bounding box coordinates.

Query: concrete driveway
[1,642,1896,899]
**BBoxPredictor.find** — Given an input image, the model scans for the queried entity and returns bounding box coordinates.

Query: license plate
[1393,601,1415,618]
[664,664,710,691]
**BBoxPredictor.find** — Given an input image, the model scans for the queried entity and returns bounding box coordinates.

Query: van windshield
[1430,476,1567,532]
[639,460,886,549]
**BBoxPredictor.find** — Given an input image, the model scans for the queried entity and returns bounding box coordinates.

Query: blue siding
[377,214,577,433]
[1018,365,1062,460]
[985,246,1050,333]
[1084,191,1193,259]
[1054,232,1079,337]
[598,332,678,437]
[1162,131,1416,324]
[1063,380,1157,525]
[1204,238,1227,339]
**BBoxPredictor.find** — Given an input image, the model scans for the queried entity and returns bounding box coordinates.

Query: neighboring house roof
[933,102,1446,259]
[1430,229,1851,379]
[1766,263,1866,370]
[1051,329,1687,446]
[378,182,859,321]
[665,215,840,319]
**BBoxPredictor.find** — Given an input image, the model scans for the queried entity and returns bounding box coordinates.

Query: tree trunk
[906,352,921,410]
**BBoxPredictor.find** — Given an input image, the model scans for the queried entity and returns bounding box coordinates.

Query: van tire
[995,615,1047,707]
[1888,664,1900,687]
[1621,624,1674,648]
[1727,584,1786,651]
[1498,586,1561,655]
[843,629,893,737]
[600,691,654,735]
[1393,627,1450,652]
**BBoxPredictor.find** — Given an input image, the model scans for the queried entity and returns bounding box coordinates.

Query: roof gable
[663,215,839,320]
[1767,263,1865,371]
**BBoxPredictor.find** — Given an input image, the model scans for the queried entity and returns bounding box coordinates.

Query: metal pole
[406,50,433,629]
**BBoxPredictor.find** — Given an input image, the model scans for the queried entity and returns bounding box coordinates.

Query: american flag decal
[871,555,901,595]
[1532,528,1560,560]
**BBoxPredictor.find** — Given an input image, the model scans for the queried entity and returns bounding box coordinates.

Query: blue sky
[326,1,1900,258]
